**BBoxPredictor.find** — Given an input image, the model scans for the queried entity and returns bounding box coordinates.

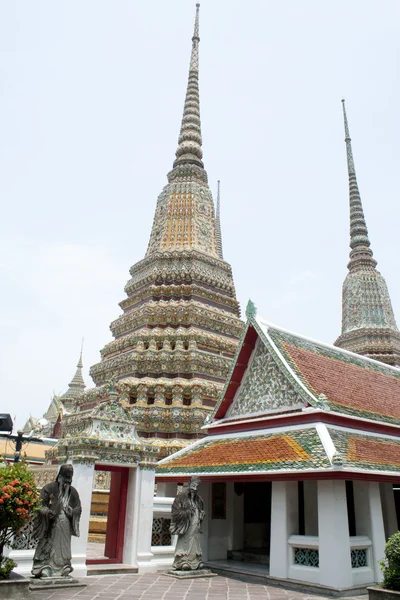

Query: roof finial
[245,299,257,320]
[169,4,206,181]
[215,180,224,259]
[341,99,376,271]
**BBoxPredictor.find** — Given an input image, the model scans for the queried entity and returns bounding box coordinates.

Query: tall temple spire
[215,180,223,259]
[334,101,400,366]
[341,99,376,271]
[169,4,205,182]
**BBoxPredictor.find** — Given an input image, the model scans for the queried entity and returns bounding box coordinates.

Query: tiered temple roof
[334,101,400,366]
[70,4,242,457]
[157,311,400,480]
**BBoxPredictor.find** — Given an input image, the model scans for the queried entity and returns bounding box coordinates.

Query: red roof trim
[208,410,400,437]
[156,471,400,484]
[214,325,258,419]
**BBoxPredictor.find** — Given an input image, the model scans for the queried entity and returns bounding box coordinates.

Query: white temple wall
[70,461,95,577]
[380,483,398,539]
[156,481,177,498]
[206,482,233,561]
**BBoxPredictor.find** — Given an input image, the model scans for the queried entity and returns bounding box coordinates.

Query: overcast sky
[1,0,399,429]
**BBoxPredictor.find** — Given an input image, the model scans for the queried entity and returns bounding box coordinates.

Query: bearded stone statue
[31,464,82,579]
[170,475,205,571]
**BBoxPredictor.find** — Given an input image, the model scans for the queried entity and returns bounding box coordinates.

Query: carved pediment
[227,341,304,418]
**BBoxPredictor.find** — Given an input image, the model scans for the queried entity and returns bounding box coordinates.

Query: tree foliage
[0,458,40,578]
[381,532,400,590]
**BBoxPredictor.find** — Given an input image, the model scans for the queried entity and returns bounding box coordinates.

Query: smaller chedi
[31,464,81,581]
[23,346,85,439]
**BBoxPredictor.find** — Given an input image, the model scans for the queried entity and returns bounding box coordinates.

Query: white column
[318,480,352,588]
[270,481,298,579]
[123,465,156,573]
[354,481,387,582]
[369,483,386,582]
[380,484,398,539]
[70,461,95,577]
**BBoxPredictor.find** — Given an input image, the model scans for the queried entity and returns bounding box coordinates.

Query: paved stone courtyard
[28,572,369,600]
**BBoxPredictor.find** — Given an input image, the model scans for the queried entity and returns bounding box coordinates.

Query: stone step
[87,564,139,576]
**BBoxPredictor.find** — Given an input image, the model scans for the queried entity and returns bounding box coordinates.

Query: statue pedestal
[164,568,217,579]
[29,576,86,591]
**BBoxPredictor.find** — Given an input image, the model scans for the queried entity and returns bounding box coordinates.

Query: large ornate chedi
[70,5,242,456]
[334,101,400,366]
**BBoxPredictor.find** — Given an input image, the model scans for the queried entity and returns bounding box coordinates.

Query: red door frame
[86,465,129,565]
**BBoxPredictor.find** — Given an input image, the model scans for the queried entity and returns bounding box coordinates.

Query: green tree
[381,532,400,590]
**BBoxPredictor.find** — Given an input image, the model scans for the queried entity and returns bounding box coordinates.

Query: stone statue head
[56,464,73,487]
[188,475,201,492]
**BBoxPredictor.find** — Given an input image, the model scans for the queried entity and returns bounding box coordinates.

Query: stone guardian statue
[170,475,205,571]
[31,464,82,580]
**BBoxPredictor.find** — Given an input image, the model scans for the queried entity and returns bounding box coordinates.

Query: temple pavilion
[58,3,242,458]
[155,103,400,590]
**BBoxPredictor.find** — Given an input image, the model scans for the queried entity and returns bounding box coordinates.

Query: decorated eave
[156,423,400,483]
[46,397,159,467]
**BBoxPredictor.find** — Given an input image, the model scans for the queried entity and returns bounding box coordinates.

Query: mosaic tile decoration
[157,427,330,474]
[329,428,400,472]
[264,325,400,425]
[227,342,304,417]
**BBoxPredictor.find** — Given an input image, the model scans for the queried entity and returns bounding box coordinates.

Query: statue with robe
[31,464,81,579]
[170,475,205,571]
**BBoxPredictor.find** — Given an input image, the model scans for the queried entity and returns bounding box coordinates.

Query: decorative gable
[226,340,304,418]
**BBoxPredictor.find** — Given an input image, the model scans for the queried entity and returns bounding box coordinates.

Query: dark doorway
[232,481,272,565]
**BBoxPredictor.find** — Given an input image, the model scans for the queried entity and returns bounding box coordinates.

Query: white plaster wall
[156,482,177,497]
[70,462,95,577]
[123,467,139,567]
[207,482,232,561]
